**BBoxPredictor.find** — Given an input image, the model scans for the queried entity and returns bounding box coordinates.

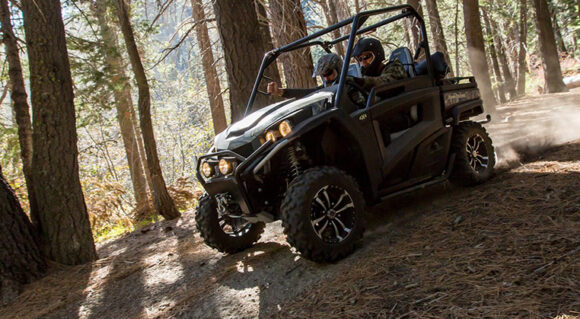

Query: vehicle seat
[415,52,450,79]
[389,47,416,77]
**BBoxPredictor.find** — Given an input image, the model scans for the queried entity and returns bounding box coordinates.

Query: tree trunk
[532,0,568,93]
[336,0,351,21]
[0,0,37,224]
[253,1,282,86]
[21,0,97,265]
[548,0,568,54]
[488,17,517,100]
[191,0,227,134]
[132,109,154,195]
[322,0,345,57]
[517,0,528,96]
[482,8,506,103]
[424,0,454,76]
[92,1,152,218]
[0,169,46,306]
[455,0,460,76]
[269,0,316,89]
[407,0,424,55]
[462,0,497,110]
[115,0,180,220]
[506,23,520,84]
[213,0,279,121]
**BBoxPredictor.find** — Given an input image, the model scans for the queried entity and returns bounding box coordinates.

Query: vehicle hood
[215,91,334,151]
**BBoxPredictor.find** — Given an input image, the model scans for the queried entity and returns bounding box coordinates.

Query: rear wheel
[195,194,264,254]
[281,167,366,262]
[450,121,495,186]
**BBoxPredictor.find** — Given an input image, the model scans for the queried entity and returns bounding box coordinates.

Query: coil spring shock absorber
[286,145,301,180]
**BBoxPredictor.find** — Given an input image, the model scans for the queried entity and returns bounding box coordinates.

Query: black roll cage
[244,4,434,117]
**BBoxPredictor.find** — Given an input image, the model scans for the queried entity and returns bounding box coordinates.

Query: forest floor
[2,89,580,319]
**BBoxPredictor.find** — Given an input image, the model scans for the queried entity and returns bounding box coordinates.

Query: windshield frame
[243,4,434,117]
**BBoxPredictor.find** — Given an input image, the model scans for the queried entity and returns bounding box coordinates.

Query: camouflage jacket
[281,60,407,103]
[358,59,408,91]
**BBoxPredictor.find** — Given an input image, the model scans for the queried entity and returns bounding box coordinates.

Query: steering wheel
[345,77,369,108]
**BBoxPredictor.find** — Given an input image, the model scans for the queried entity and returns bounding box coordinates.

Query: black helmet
[352,38,385,76]
[313,53,343,86]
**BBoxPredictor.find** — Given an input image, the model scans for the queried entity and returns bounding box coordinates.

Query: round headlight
[266,131,277,142]
[219,159,233,175]
[201,162,213,178]
[279,120,292,137]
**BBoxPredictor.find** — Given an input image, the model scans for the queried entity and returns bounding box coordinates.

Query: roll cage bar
[244,4,434,117]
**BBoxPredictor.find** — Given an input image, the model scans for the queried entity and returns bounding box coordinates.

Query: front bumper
[196,141,276,221]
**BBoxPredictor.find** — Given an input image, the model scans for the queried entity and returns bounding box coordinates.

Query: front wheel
[450,121,495,186]
[281,167,366,262]
[195,194,264,254]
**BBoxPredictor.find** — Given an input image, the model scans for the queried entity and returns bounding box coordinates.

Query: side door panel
[366,82,443,189]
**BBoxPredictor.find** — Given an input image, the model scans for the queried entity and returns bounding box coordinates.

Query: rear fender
[450,99,484,125]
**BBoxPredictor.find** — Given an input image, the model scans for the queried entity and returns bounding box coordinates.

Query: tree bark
[0,169,46,306]
[0,0,37,223]
[506,23,520,84]
[191,0,227,134]
[481,8,506,103]
[489,16,517,100]
[269,0,316,89]
[532,0,568,93]
[517,0,528,95]
[21,0,97,265]
[455,0,460,76]
[255,1,283,88]
[424,0,454,76]
[407,0,422,49]
[115,0,180,220]
[548,0,568,54]
[213,0,280,121]
[92,1,152,218]
[322,0,346,57]
[462,0,496,110]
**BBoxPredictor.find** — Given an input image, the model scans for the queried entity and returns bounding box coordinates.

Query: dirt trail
[1,90,579,319]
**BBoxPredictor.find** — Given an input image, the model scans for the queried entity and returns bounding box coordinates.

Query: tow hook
[215,193,232,216]
[477,114,491,124]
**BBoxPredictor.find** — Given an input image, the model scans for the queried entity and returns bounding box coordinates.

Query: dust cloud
[484,89,580,167]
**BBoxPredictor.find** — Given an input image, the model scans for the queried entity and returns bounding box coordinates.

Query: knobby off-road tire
[195,194,264,254]
[281,167,366,262]
[450,121,495,186]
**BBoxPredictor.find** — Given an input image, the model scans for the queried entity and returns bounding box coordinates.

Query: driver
[351,37,407,89]
[267,53,343,99]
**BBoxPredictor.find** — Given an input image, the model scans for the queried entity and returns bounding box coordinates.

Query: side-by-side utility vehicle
[195,5,495,262]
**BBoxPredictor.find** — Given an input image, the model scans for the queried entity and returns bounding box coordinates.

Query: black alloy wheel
[450,121,495,186]
[466,133,490,172]
[195,194,264,254]
[281,166,366,262]
[310,185,356,244]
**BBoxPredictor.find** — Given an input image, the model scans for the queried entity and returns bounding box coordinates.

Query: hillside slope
[1,90,579,319]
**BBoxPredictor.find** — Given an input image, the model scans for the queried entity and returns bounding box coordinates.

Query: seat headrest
[415,52,450,79]
[389,47,415,77]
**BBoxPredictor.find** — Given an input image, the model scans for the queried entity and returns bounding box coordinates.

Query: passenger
[267,53,343,99]
[268,38,407,103]
[353,38,414,139]
[351,37,407,89]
